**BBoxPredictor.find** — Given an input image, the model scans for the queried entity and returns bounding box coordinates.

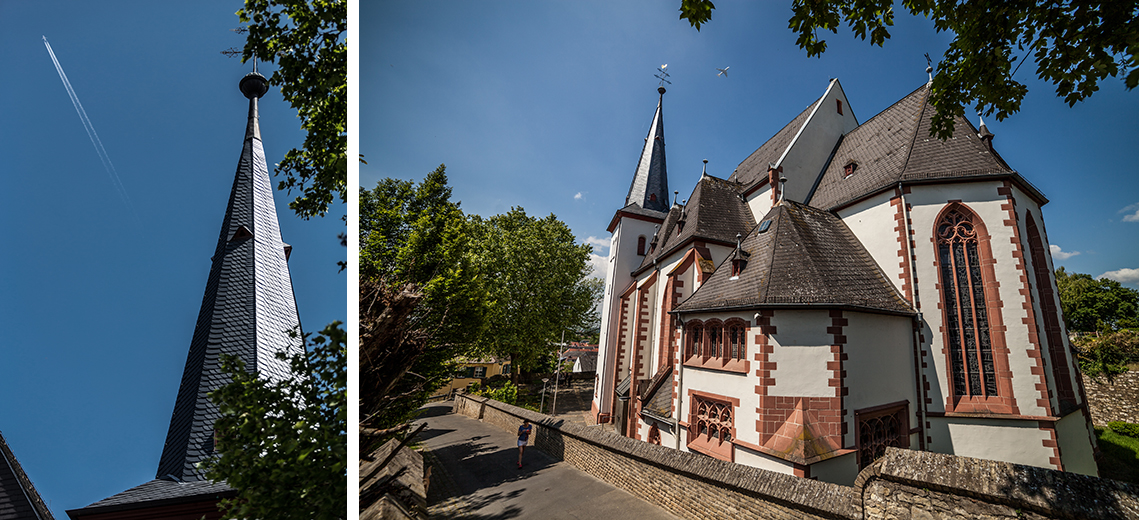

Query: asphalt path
[416,401,677,519]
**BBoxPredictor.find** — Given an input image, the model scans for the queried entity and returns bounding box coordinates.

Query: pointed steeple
[155,71,303,482]
[625,87,670,213]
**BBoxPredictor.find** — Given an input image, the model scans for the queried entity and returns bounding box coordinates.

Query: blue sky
[0,2,345,516]
[364,2,1139,288]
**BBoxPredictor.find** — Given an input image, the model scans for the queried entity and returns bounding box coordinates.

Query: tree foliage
[1056,267,1139,333]
[359,165,487,433]
[239,0,346,218]
[470,208,602,377]
[1073,329,1139,383]
[204,322,347,520]
[679,0,1138,139]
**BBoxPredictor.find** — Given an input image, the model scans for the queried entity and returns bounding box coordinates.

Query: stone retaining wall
[1083,370,1139,425]
[454,394,1139,520]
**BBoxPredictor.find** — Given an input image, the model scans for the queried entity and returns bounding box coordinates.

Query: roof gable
[807,83,1016,210]
[730,97,821,190]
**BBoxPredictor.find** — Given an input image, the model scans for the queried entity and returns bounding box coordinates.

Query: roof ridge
[897,84,931,177]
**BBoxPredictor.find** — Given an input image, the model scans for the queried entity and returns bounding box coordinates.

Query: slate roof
[639,366,673,421]
[67,479,235,517]
[625,87,671,213]
[807,83,1028,211]
[674,200,914,315]
[0,431,53,520]
[152,72,304,483]
[729,94,823,190]
[634,175,756,276]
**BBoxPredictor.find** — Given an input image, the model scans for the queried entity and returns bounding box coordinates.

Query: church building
[67,71,305,519]
[592,76,1099,484]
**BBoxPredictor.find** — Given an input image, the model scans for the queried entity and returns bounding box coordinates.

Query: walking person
[517,419,533,468]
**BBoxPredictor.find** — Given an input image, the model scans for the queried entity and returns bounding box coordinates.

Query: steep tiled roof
[68,479,235,517]
[0,431,53,520]
[729,95,823,190]
[639,366,673,421]
[625,87,671,213]
[808,83,1017,210]
[153,73,304,483]
[634,175,755,275]
[674,201,913,315]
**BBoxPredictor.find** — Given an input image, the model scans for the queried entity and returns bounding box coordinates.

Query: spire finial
[701,159,708,177]
[673,190,679,205]
[925,53,934,83]
[655,64,671,90]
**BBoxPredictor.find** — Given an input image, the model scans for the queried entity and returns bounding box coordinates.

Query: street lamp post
[540,377,550,414]
[552,330,565,416]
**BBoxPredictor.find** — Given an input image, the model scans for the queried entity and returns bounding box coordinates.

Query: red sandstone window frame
[854,401,909,469]
[933,203,1016,414]
[683,318,749,373]
[685,390,739,461]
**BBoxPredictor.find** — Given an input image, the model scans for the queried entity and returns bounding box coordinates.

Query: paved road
[415,401,677,519]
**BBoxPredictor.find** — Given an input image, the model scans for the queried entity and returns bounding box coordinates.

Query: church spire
[155,71,303,482]
[625,86,670,213]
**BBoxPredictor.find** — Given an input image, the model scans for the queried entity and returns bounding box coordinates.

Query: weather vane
[925,53,933,82]
[655,64,671,87]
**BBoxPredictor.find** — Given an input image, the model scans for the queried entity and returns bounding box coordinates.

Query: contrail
[43,36,136,219]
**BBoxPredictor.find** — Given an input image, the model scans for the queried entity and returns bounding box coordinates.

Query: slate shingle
[635,175,756,275]
[0,431,53,520]
[674,201,914,316]
[807,83,1026,211]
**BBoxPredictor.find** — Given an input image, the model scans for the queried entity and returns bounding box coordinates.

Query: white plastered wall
[768,310,833,397]
[810,452,859,484]
[926,417,1054,468]
[906,181,1049,418]
[595,216,661,417]
[735,445,795,474]
[842,311,918,447]
[777,80,860,204]
[1055,409,1098,476]
[837,190,905,296]
[746,184,774,222]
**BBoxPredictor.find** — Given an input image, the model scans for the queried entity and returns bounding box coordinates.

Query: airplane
[717,67,729,77]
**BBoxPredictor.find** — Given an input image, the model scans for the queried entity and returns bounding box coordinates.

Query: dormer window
[843,161,858,178]
[730,258,747,278]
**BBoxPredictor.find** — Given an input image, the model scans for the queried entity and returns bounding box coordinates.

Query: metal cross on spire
[655,64,671,87]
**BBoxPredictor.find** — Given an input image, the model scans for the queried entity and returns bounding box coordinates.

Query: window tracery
[937,208,997,398]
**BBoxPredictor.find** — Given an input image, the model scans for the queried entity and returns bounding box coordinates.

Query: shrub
[477,381,519,405]
[1109,421,1139,438]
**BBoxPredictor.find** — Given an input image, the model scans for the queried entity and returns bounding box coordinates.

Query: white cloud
[1100,268,1139,285]
[574,192,584,200]
[1120,202,1139,222]
[1049,244,1080,261]
[588,252,608,279]
[584,235,610,249]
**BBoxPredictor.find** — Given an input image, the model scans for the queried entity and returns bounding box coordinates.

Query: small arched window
[637,235,646,256]
[686,322,703,359]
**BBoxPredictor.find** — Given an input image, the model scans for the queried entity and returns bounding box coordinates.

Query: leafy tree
[1056,267,1139,332]
[678,0,1138,139]
[238,0,346,219]
[1073,329,1139,383]
[204,322,347,520]
[470,208,601,380]
[359,165,487,432]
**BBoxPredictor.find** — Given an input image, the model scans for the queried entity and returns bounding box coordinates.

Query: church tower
[67,71,304,519]
[592,86,671,425]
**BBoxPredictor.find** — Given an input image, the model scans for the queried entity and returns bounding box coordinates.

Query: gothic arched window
[936,207,997,398]
[637,235,646,256]
[686,321,703,360]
